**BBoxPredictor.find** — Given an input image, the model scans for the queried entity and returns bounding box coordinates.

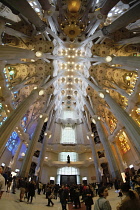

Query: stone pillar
[3,0,46,32]
[100,0,120,15]
[83,77,140,153]
[36,132,51,180]
[0,45,35,60]
[81,111,102,182]
[19,93,58,177]
[118,36,140,45]
[111,56,140,69]
[20,114,48,177]
[112,141,126,172]
[0,76,58,153]
[96,120,121,179]
[89,134,102,182]
[10,139,23,171]
[102,1,140,34]
[82,96,121,179]
[104,92,140,153]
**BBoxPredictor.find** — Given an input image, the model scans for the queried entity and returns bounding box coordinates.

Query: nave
[1,188,121,210]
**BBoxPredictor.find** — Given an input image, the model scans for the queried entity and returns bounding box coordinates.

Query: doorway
[60,175,77,185]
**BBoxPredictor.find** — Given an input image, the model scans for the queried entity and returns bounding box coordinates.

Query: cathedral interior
[0,0,140,185]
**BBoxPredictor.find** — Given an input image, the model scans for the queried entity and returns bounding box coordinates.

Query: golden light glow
[67,0,81,13]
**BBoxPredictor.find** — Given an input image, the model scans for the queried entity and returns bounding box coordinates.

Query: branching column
[89,136,102,182]
[96,120,121,179]
[104,93,140,153]
[81,111,102,182]
[20,114,48,177]
[11,139,23,171]
[20,93,58,177]
[2,0,46,32]
[83,77,140,154]
[0,45,35,60]
[36,134,49,180]
[83,96,121,179]
[0,76,58,154]
[112,141,126,172]
[102,1,140,35]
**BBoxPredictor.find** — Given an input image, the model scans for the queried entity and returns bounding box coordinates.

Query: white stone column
[10,139,23,171]
[89,134,102,182]
[19,92,58,177]
[0,76,59,153]
[0,45,35,60]
[81,112,102,182]
[104,92,140,153]
[96,120,121,179]
[82,96,121,179]
[112,141,126,172]
[83,77,140,154]
[20,114,48,177]
[36,132,51,180]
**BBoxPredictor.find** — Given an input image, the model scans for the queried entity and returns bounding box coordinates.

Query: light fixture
[91,118,96,124]
[105,56,112,62]
[126,76,131,81]
[91,133,94,137]
[39,89,44,95]
[39,114,43,118]
[35,51,43,58]
[99,92,105,99]
[44,117,48,122]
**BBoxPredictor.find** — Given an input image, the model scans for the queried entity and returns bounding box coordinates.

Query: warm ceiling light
[35,51,43,58]
[99,92,105,99]
[91,118,96,124]
[39,89,44,95]
[105,56,112,62]
[126,76,131,81]
[91,133,94,137]
[44,117,48,122]
[67,0,81,13]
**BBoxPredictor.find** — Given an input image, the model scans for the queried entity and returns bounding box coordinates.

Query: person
[0,167,5,199]
[116,183,140,210]
[59,185,69,210]
[19,177,27,202]
[7,174,12,192]
[94,186,112,210]
[12,176,16,194]
[73,186,81,209]
[27,180,36,204]
[46,186,54,206]
[84,185,94,210]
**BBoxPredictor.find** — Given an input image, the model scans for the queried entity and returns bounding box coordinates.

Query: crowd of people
[1,166,140,209]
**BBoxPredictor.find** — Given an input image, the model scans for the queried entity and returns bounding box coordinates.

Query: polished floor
[0,188,121,210]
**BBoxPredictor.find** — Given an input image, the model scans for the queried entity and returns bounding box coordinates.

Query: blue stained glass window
[12,131,18,139]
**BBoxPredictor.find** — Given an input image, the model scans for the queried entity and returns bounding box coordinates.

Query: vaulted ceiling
[0,0,140,154]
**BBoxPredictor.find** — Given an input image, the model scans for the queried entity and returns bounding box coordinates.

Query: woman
[116,183,140,210]
[94,186,112,210]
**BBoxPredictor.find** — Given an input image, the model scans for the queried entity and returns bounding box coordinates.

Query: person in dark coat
[27,180,36,204]
[73,187,81,209]
[46,186,54,206]
[84,185,94,210]
[59,185,69,210]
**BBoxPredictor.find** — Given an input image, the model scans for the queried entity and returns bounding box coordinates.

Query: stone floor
[0,188,122,210]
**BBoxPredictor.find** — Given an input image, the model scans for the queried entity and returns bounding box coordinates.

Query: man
[59,185,69,210]
[0,166,5,199]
